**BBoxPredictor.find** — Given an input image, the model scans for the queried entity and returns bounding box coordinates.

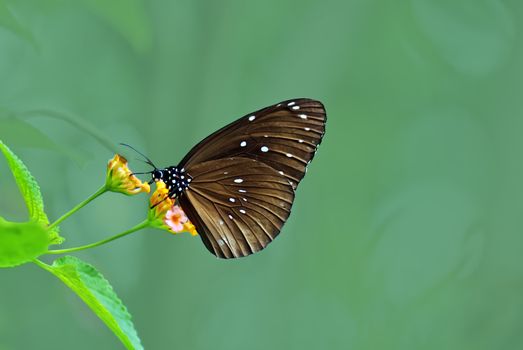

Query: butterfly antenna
[131,170,154,175]
[119,143,158,169]
[150,195,170,209]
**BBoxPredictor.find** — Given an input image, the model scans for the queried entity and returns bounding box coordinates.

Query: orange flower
[147,181,198,236]
[105,154,150,195]
[164,206,187,232]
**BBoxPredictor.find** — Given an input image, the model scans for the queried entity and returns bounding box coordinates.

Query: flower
[147,181,198,236]
[105,154,150,195]
[148,181,174,225]
[164,207,198,236]
[164,206,188,232]
[182,221,198,236]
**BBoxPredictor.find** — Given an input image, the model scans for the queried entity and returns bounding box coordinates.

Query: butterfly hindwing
[178,157,295,258]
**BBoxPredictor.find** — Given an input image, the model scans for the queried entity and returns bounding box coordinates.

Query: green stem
[46,220,150,255]
[33,258,51,271]
[48,185,107,230]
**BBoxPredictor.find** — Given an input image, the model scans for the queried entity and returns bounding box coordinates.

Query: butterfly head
[152,169,163,182]
[118,143,194,197]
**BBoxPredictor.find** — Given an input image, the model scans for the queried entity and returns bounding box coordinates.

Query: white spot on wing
[242,197,247,202]
[278,171,284,175]
[248,115,255,121]
[234,178,243,183]
[229,198,236,203]
[287,101,295,106]
[292,105,300,110]
[218,239,225,246]
[299,139,304,143]
[238,189,247,193]
[219,220,224,225]
[286,153,293,157]
[240,141,247,147]
[299,114,307,119]
[239,209,246,214]
[228,214,233,220]
[305,127,311,131]
[261,146,269,152]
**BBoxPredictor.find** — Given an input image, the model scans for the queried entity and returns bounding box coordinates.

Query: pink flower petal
[164,205,189,232]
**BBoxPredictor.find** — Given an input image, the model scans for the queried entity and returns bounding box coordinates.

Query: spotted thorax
[151,166,192,198]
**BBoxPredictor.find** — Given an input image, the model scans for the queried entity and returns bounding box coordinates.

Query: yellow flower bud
[105,154,150,195]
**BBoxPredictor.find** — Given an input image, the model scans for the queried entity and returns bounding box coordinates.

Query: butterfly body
[152,166,192,197]
[151,98,326,259]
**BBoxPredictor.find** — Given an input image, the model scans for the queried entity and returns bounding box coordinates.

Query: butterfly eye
[152,170,162,180]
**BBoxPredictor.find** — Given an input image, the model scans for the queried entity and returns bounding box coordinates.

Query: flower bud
[105,154,150,195]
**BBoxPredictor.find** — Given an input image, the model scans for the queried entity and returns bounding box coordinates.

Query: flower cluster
[148,181,198,236]
[164,206,198,236]
[105,154,150,195]
[105,154,197,236]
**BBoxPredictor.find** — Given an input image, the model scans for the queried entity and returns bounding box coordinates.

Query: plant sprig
[0,140,197,349]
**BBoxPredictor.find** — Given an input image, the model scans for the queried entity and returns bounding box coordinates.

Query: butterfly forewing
[179,98,326,190]
[152,98,327,258]
[178,157,295,258]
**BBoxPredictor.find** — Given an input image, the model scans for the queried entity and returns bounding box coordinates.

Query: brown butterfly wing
[178,98,326,190]
[178,157,295,258]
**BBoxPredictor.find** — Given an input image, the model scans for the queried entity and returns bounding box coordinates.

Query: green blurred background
[1,0,521,349]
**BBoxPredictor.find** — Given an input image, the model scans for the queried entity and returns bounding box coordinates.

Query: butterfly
[132,98,326,258]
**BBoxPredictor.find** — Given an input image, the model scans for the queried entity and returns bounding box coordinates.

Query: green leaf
[0,139,63,244]
[0,218,50,267]
[0,115,60,150]
[18,108,117,154]
[80,0,152,52]
[0,111,91,166]
[0,0,36,47]
[37,256,143,350]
